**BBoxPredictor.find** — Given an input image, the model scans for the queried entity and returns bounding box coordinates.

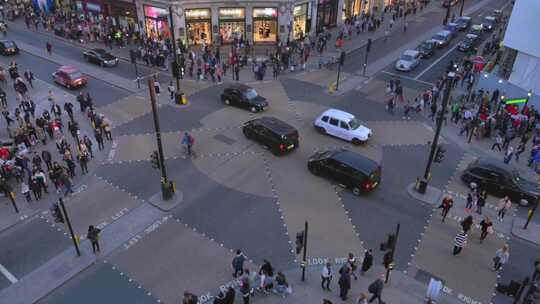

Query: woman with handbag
[479,216,493,243]
[493,244,510,271]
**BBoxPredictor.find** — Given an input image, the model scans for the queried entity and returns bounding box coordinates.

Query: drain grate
[213,134,237,145]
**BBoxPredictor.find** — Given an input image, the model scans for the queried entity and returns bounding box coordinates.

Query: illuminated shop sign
[185,9,211,19]
[219,8,245,19]
[253,8,278,18]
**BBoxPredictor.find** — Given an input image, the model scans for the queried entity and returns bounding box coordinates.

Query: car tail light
[362,181,373,190]
[279,144,285,151]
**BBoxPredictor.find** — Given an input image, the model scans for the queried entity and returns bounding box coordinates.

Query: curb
[406,183,443,206]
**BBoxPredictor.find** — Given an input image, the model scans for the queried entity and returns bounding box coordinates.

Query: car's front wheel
[352,138,363,145]
[316,126,326,134]
[309,164,320,175]
[250,106,258,113]
[242,128,252,139]
[223,98,231,105]
[352,186,362,196]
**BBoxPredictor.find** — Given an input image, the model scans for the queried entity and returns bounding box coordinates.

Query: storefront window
[144,6,170,39]
[316,0,338,32]
[219,8,245,44]
[293,4,308,40]
[185,9,212,45]
[253,8,278,44]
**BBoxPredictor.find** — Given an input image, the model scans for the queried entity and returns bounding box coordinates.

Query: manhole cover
[213,134,236,145]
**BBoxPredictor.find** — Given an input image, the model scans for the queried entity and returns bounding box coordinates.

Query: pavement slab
[368,121,436,146]
[410,213,504,304]
[0,216,71,284]
[53,175,143,240]
[36,261,158,304]
[110,218,256,304]
[289,69,353,89]
[96,93,154,128]
[279,77,339,105]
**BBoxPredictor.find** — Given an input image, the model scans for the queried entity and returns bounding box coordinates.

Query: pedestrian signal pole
[385,223,400,283]
[58,198,81,257]
[129,49,140,89]
[459,0,465,17]
[169,6,185,104]
[147,78,174,200]
[297,221,308,282]
[523,198,539,230]
[363,38,372,76]
[336,51,345,91]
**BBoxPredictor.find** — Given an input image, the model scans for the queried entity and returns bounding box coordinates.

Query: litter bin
[417,178,428,194]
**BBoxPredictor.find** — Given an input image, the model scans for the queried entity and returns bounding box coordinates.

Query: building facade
[135,0,391,45]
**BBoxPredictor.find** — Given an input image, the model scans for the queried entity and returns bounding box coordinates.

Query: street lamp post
[460,0,465,17]
[168,6,185,105]
[443,4,451,25]
[420,72,455,191]
[523,199,539,230]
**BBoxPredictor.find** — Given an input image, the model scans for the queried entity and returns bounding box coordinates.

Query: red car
[52,66,87,89]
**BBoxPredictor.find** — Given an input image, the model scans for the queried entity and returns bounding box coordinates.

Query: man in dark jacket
[368,275,385,303]
[232,249,246,278]
[361,249,374,275]
[338,267,351,300]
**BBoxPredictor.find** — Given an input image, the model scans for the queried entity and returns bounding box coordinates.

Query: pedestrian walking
[367,274,384,303]
[361,249,373,275]
[182,132,194,156]
[338,267,351,301]
[321,262,332,291]
[347,253,358,280]
[479,216,493,243]
[232,249,246,278]
[24,70,34,88]
[224,287,235,304]
[515,142,526,162]
[491,133,503,151]
[213,291,226,304]
[94,128,104,151]
[21,180,31,202]
[154,78,161,95]
[493,244,510,271]
[274,271,291,297]
[87,225,101,253]
[476,189,487,214]
[167,81,175,101]
[504,147,514,164]
[439,195,454,222]
[45,41,52,55]
[533,260,540,282]
[497,196,512,221]
[453,231,467,255]
[79,151,89,174]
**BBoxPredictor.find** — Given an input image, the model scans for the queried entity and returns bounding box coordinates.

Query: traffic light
[295,231,304,255]
[383,250,394,269]
[51,203,64,223]
[434,146,446,163]
[150,151,160,169]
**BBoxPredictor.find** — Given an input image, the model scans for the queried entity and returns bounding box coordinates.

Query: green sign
[505,98,528,105]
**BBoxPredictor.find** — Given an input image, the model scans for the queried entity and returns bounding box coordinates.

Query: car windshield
[244,89,258,100]
[3,41,14,47]
[348,118,363,130]
[433,34,445,41]
[68,72,83,79]
[400,54,413,61]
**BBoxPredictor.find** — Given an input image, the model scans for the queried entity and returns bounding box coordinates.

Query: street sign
[505,97,528,105]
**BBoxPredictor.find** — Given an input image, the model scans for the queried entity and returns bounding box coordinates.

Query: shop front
[144,5,170,39]
[108,0,137,28]
[293,3,309,40]
[218,8,245,44]
[75,0,103,22]
[316,0,338,32]
[342,0,361,20]
[185,8,212,45]
[252,7,278,44]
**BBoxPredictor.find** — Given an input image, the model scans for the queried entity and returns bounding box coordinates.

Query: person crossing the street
[439,195,454,222]
[87,225,101,253]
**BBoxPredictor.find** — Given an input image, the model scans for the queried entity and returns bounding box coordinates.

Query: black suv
[416,40,437,58]
[221,84,268,113]
[308,149,381,195]
[462,158,540,205]
[0,40,18,55]
[242,117,299,155]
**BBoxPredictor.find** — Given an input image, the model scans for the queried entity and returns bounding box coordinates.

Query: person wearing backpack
[87,225,101,253]
[367,275,384,303]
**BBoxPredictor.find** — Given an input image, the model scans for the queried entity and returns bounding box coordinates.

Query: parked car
[470,24,484,36]
[444,22,459,37]
[0,40,18,55]
[83,48,119,67]
[221,84,268,113]
[52,66,87,89]
[395,50,421,72]
[482,16,497,31]
[457,34,479,52]
[242,117,298,155]
[461,158,540,206]
[314,108,372,145]
[456,16,472,31]
[308,149,381,195]
[431,30,453,48]
[416,40,437,58]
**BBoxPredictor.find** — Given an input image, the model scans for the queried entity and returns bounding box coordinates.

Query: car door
[327,117,340,138]
[339,120,352,141]
[319,158,338,179]
[231,90,243,107]
[55,71,66,85]
[334,162,353,185]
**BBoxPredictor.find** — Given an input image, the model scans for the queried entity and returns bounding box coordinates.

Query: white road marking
[380,70,434,86]
[0,263,18,283]
[414,44,459,81]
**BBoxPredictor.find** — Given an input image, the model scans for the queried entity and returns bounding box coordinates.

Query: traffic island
[147,190,183,212]
[511,218,540,245]
[406,183,443,206]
